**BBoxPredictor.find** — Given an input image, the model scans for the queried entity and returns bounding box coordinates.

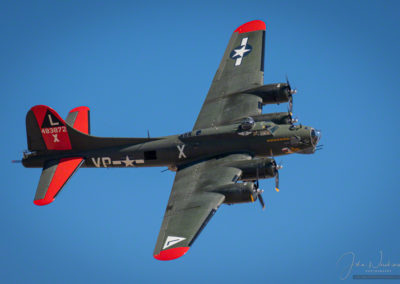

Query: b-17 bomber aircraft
[21,20,321,261]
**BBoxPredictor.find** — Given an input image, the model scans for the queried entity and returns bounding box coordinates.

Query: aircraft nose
[310,128,322,147]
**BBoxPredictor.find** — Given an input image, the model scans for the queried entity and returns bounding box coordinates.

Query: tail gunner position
[20,20,321,261]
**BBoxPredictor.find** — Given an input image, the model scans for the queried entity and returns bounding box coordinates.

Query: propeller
[257,189,265,210]
[254,166,266,210]
[274,169,280,192]
[285,76,297,124]
[252,160,283,209]
[273,161,283,192]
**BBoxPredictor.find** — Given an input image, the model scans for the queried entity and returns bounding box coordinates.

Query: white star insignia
[232,45,250,59]
[231,37,251,66]
[121,156,134,167]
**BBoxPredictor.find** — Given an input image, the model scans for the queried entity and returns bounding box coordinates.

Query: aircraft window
[254,129,271,136]
[180,132,192,138]
[240,117,255,131]
[144,151,157,160]
[269,126,278,133]
[196,130,202,136]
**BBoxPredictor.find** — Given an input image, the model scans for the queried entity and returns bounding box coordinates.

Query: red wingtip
[234,20,266,34]
[34,198,54,206]
[153,247,190,261]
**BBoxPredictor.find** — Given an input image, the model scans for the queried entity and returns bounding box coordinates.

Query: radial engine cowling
[244,83,292,105]
[228,158,277,181]
[213,183,257,204]
[252,112,292,125]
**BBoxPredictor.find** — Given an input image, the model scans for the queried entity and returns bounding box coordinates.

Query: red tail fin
[66,106,90,134]
[29,105,72,151]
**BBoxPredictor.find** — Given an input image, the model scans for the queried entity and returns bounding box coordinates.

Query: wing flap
[34,157,84,206]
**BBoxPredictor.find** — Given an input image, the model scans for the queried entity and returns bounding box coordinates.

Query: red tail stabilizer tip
[234,20,266,34]
[66,106,90,134]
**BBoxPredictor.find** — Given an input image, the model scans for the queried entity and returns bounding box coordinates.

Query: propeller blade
[286,76,297,94]
[288,97,293,116]
[285,76,297,119]
[274,167,280,192]
[255,164,260,189]
[258,193,266,210]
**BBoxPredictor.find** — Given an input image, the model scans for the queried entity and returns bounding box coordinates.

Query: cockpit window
[253,129,272,136]
[180,131,192,138]
[269,126,278,133]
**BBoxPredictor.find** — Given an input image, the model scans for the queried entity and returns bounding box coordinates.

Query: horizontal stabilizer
[34,157,83,206]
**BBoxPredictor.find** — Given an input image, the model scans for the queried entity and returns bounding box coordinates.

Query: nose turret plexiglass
[310,128,322,147]
[240,117,255,131]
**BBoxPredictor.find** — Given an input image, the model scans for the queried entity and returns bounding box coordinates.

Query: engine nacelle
[244,83,292,105]
[213,183,257,204]
[227,158,277,181]
[252,112,292,125]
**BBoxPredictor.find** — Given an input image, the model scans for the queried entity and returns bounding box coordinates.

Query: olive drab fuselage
[22,120,318,169]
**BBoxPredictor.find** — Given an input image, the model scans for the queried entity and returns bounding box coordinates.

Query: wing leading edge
[153,154,250,260]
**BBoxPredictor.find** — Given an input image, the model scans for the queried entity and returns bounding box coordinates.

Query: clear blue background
[1,1,399,283]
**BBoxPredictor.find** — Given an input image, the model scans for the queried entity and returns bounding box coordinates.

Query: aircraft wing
[193,20,266,130]
[153,154,250,260]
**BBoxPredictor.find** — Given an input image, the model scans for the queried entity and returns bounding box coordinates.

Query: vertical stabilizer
[26,105,72,151]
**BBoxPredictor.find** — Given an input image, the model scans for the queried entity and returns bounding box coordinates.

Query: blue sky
[1,1,400,283]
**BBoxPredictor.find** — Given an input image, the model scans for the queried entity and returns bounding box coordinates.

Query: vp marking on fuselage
[91,156,145,168]
[92,157,112,168]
